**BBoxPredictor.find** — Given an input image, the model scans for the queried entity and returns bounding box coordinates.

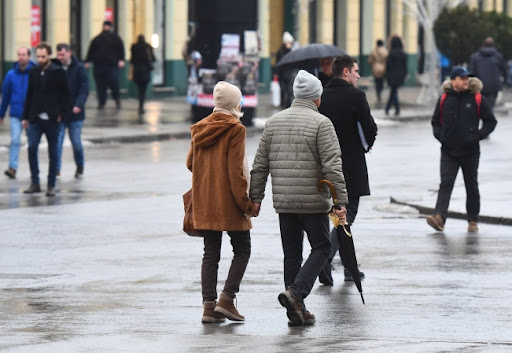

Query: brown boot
[4,168,16,179]
[214,292,245,321]
[278,289,305,326]
[468,221,479,232]
[426,214,444,231]
[201,301,225,323]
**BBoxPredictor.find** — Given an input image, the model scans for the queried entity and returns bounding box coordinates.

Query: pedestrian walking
[427,66,497,233]
[130,34,155,115]
[186,81,255,324]
[368,39,388,103]
[318,57,334,87]
[469,37,507,110]
[21,42,70,196]
[250,70,348,326]
[318,55,378,285]
[85,20,125,110]
[0,47,35,179]
[274,31,294,108]
[55,43,89,179]
[385,35,407,116]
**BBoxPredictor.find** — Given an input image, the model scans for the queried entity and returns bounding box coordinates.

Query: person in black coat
[55,43,89,178]
[385,35,407,115]
[85,21,125,109]
[130,34,156,114]
[21,42,70,196]
[274,31,294,108]
[427,67,496,233]
[318,55,378,284]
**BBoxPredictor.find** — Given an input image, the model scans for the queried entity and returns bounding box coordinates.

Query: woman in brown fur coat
[186,81,255,323]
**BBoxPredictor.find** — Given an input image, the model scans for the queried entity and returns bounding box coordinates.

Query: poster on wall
[30,6,41,47]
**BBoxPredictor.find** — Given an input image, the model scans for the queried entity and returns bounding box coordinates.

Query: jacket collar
[290,98,319,112]
[325,78,351,88]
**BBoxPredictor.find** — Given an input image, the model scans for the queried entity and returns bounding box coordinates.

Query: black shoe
[46,187,56,197]
[75,166,84,178]
[23,184,41,194]
[318,262,334,286]
[97,104,105,110]
[344,268,365,282]
[115,99,121,109]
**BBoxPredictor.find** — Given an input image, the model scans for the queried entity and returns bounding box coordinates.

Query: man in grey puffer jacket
[250,70,348,326]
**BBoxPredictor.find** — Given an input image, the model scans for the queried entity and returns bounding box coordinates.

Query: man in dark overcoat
[318,55,378,285]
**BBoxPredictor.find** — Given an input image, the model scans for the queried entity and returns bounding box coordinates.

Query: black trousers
[435,150,480,222]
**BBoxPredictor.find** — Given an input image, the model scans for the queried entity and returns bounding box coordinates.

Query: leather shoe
[344,268,365,282]
[318,263,334,285]
[23,184,41,194]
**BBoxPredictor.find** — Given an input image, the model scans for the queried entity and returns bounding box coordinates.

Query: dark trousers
[327,196,360,266]
[435,150,480,222]
[93,65,120,106]
[27,119,60,188]
[201,230,251,302]
[279,213,331,300]
[374,77,384,101]
[385,85,400,114]
[136,82,149,112]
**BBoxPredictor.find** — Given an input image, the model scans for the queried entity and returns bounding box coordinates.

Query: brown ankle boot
[214,292,245,321]
[202,301,225,323]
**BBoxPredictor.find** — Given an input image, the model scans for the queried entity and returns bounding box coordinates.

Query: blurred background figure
[385,35,407,116]
[318,57,334,87]
[274,31,295,108]
[368,39,388,103]
[130,34,156,115]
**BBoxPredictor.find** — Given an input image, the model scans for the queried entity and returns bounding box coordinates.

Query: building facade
[0,0,511,95]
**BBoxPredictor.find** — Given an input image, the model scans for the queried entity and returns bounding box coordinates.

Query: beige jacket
[369,46,389,78]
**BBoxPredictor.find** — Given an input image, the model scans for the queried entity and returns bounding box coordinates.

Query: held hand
[84,63,90,69]
[72,106,82,114]
[57,116,62,123]
[22,120,29,129]
[334,206,347,223]
[253,202,261,217]
[118,60,125,69]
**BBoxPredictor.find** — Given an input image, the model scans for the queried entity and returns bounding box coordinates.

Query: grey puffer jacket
[250,98,348,213]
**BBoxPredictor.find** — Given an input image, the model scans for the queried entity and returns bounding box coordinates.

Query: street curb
[390,197,512,226]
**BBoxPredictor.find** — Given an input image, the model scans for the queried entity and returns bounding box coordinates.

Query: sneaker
[278,289,305,326]
[201,301,226,323]
[318,263,334,286]
[75,166,84,178]
[23,184,41,194]
[426,214,444,231]
[214,292,244,321]
[46,187,56,197]
[468,221,479,232]
[344,268,365,282]
[4,168,16,179]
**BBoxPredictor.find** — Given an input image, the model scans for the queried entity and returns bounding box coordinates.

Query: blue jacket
[53,57,89,122]
[0,61,36,119]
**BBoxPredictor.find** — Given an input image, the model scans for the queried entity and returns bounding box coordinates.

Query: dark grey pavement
[1,86,512,352]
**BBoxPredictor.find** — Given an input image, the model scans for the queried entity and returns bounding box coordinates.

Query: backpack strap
[475,92,481,119]
[439,93,447,125]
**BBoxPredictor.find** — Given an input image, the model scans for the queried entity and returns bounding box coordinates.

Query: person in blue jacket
[0,47,35,179]
[55,43,89,178]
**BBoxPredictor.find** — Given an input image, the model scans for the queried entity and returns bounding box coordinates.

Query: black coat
[386,49,407,87]
[22,62,70,123]
[432,78,497,157]
[53,57,89,122]
[130,42,156,85]
[85,30,125,67]
[469,47,507,94]
[319,78,378,197]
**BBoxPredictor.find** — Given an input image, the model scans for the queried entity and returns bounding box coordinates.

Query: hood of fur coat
[441,77,483,94]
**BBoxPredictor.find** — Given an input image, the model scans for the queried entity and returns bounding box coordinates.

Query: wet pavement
[1,87,512,352]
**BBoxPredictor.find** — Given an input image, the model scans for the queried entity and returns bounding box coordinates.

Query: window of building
[70,0,82,59]
[152,0,164,85]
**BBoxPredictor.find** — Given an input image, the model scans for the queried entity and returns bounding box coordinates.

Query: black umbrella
[318,179,365,304]
[274,43,346,68]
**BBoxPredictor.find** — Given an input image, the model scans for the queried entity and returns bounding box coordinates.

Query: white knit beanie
[282,31,294,45]
[213,81,242,110]
[293,70,323,101]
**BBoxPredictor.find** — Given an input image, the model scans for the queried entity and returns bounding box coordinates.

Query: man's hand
[334,206,347,224]
[57,116,62,123]
[118,60,125,69]
[84,63,90,69]
[72,106,82,114]
[22,120,29,129]
[253,202,261,217]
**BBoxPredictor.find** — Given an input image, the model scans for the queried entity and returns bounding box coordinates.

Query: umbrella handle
[317,179,339,206]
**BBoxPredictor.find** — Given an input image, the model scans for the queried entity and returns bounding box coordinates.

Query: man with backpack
[427,66,496,233]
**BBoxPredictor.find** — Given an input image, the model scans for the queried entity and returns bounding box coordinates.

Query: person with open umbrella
[274,32,295,108]
[250,70,348,326]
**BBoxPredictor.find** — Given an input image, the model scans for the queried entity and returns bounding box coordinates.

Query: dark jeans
[327,196,360,266]
[435,150,480,222]
[201,230,251,302]
[374,77,384,101]
[27,118,60,187]
[482,92,497,111]
[385,85,400,114]
[93,65,120,106]
[279,213,331,300]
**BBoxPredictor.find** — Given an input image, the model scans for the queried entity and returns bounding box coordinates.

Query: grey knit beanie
[293,70,323,101]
